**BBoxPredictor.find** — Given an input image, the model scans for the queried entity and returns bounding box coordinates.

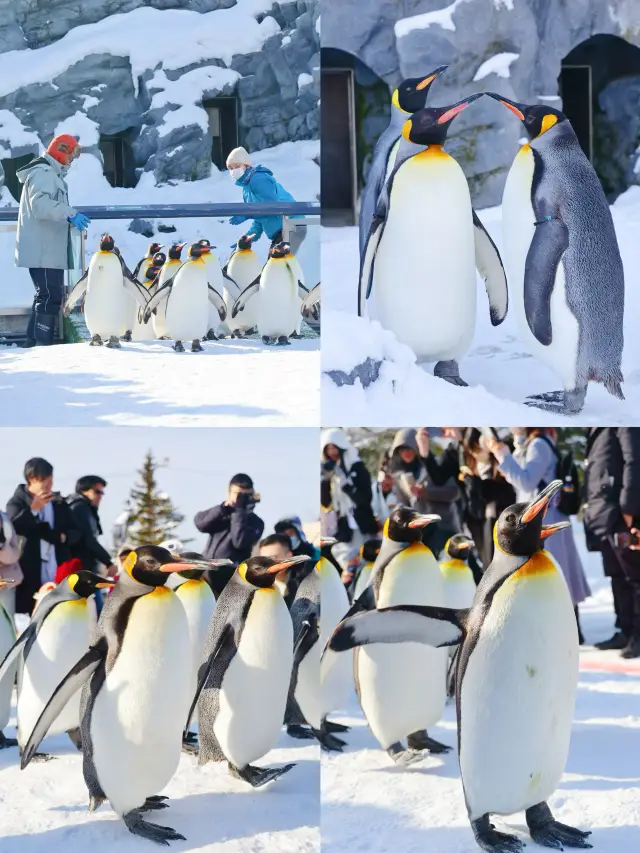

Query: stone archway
[561,34,640,200]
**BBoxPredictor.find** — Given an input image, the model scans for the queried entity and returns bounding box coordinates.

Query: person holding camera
[6,457,80,614]
[194,473,264,596]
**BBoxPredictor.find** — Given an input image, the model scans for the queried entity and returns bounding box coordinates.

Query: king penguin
[359,95,509,386]
[328,481,592,853]
[189,555,311,787]
[440,534,476,610]
[223,235,262,338]
[132,242,163,283]
[487,93,624,414]
[0,571,112,758]
[192,238,239,340]
[359,66,448,257]
[0,576,17,750]
[21,547,215,845]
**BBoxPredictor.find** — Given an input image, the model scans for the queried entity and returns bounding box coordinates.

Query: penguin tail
[603,369,625,401]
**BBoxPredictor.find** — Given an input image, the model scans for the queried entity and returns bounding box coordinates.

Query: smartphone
[614,531,640,549]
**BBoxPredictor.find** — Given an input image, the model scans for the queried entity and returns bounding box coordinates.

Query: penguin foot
[29,752,55,763]
[0,732,18,749]
[433,360,468,387]
[67,727,83,751]
[324,721,350,734]
[386,743,426,767]
[106,336,122,349]
[262,336,274,346]
[173,341,185,353]
[312,728,346,752]
[140,796,171,812]
[526,803,592,850]
[123,810,186,846]
[88,795,106,812]
[524,387,586,415]
[472,815,525,853]
[290,332,304,339]
[277,336,292,346]
[286,724,316,740]
[89,335,103,347]
[191,339,204,353]
[407,731,452,754]
[229,762,296,788]
[205,329,217,341]
[121,330,132,342]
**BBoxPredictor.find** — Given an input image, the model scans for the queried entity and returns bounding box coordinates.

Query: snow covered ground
[322,188,640,426]
[322,526,640,852]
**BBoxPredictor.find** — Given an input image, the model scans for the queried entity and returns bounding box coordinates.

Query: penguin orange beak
[485,92,526,120]
[265,556,312,575]
[521,480,563,524]
[456,542,472,550]
[407,514,441,529]
[96,582,116,589]
[417,65,448,90]
[436,93,483,124]
[160,560,212,573]
[540,521,571,539]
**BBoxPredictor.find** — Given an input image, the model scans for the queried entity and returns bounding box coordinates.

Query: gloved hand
[229,215,247,226]
[68,212,91,231]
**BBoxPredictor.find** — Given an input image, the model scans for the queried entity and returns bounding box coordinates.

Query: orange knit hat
[47,134,81,164]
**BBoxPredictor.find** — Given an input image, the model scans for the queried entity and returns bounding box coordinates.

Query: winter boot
[621,635,640,659]
[34,313,57,346]
[595,631,627,651]
[21,306,37,347]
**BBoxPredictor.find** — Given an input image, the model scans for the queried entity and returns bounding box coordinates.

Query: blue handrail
[0,202,320,222]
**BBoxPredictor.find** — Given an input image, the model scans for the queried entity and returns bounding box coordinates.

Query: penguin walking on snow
[359,66,448,257]
[21,547,216,845]
[65,234,150,348]
[223,235,262,338]
[188,555,311,787]
[359,94,508,386]
[285,560,321,742]
[0,577,18,750]
[0,571,112,759]
[329,481,592,853]
[486,93,624,415]
[191,238,239,340]
[144,243,185,340]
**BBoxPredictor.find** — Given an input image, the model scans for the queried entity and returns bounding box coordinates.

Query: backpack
[538,436,582,516]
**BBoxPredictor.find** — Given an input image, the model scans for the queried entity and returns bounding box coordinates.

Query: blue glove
[229,215,247,226]
[68,212,91,231]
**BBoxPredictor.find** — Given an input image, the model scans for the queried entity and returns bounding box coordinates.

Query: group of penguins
[0,481,593,851]
[65,235,321,352]
[359,65,625,414]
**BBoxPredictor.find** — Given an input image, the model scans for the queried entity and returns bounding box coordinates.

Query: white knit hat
[226,146,252,168]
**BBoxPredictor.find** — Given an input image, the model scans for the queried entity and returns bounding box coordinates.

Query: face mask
[230,167,245,179]
[289,535,301,550]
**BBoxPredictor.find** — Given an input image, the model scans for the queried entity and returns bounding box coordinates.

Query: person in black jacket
[67,476,116,576]
[194,473,264,596]
[321,428,378,544]
[6,457,80,614]
[583,428,640,658]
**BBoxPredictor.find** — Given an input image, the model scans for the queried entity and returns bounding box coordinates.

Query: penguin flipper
[301,283,320,320]
[207,285,227,321]
[222,271,240,300]
[64,272,89,314]
[297,280,309,301]
[328,604,467,653]
[143,282,172,322]
[293,614,319,666]
[21,643,105,769]
[358,208,386,317]
[231,276,260,319]
[524,216,569,346]
[184,623,235,736]
[0,623,35,685]
[472,209,508,326]
[122,273,151,309]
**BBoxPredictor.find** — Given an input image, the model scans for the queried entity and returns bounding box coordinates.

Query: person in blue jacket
[226,146,302,248]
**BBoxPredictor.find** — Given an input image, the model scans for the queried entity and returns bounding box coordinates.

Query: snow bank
[473,52,519,81]
[54,112,100,147]
[395,0,472,36]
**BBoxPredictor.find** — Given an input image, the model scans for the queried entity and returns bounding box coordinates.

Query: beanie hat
[55,557,84,585]
[226,146,251,168]
[47,134,80,165]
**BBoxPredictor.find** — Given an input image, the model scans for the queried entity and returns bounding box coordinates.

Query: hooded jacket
[235,165,299,241]
[0,511,24,587]
[321,428,378,539]
[66,492,112,573]
[15,152,78,270]
[584,428,640,540]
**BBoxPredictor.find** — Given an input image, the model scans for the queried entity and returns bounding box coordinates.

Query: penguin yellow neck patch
[512,551,557,579]
[416,145,448,159]
[538,114,558,136]
[123,551,138,580]
[150,585,172,597]
[441,559,468,573]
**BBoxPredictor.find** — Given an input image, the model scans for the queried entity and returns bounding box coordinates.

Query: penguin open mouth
[521,480,563,524]
[541,521,571,539]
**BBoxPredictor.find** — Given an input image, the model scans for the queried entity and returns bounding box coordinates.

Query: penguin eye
[506,513,517,525]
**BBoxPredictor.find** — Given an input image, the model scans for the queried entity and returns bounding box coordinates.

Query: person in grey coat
[15,133,91,347]
[487,428,590,642]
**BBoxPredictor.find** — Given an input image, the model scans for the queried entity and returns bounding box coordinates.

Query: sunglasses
[94,489,105,496]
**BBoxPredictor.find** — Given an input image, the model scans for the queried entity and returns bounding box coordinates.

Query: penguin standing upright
[285,560,321,742]
[21,547,215,845]
[0,572,112,757]
[145,243,185,340]
[190,238,239,340]
[224,236,262,337]
[131,249,163,341]
[0,577,17,750]
[440,534,476,610]
[359,67,448,257]
[353,539,382,600]
[360,95,509,385]
[487,93,625,414]
[132,242,163,282]
[65,235,150,348]
[190,555,310,787]
[144,243,227,353]
[329,481,592,853]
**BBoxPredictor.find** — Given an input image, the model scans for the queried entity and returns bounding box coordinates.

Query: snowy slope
[322,526,640,852]
[322,187,640,425]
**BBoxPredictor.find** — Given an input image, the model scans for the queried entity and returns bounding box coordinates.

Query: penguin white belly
[460,552,578,819]
[227,252,262,331]
[214,589,293,768]
[320,567,352,716]
[441,564,476,610]
[152,299,169,338]
[18,601,92,745]
[372,151,476,361]
[131,298,156,341]
[165,268,209,342]
[90,589,190,815]
[0,606,16,730]
[295,639,322,730]
[502,146,580,389]
[176,580,216,726]
[84,254,131,339]
[258,274,298,338]
[357,546,447,747]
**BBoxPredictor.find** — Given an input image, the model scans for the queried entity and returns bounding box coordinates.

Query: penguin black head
[237,235,253,251]
[485,93,567,140]
[495,480,570,557]
[402,93,483,146]
[195,238,215,251]
[188,242,210,259]
[238,555,312,589]
[445,534,474,562]
[360,538,382,564]
[68,570,115,598]
[383,506,441,544]
[393,65,448,114]
[145,265,160,282]
[122,546,215,587]
[147,242,162,257]
[152,251,166,267]
[100,234,115,252]
[270,242,291,260]
[168,242,187,261]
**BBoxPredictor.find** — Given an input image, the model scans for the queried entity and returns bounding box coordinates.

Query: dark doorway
[559,66,592,160]
[1,153,34,202]
[203,98,238,170]
[99,130,137,188]
[321,67,357,224]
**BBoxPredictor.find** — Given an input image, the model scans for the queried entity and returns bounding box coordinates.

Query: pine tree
[124,451,185,547]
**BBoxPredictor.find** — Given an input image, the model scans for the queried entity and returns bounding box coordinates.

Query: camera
[235,489,260,510]
[614,531,640,549]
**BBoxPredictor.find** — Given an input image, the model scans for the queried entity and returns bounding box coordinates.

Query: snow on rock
[298,73,314,90]
[395,0,472,37]
[0,109,39,156]
[54,111,100,147]
[473,51,519,81]
[493,0,514,8]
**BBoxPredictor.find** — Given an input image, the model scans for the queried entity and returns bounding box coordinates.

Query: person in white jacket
[0,512,23,618]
